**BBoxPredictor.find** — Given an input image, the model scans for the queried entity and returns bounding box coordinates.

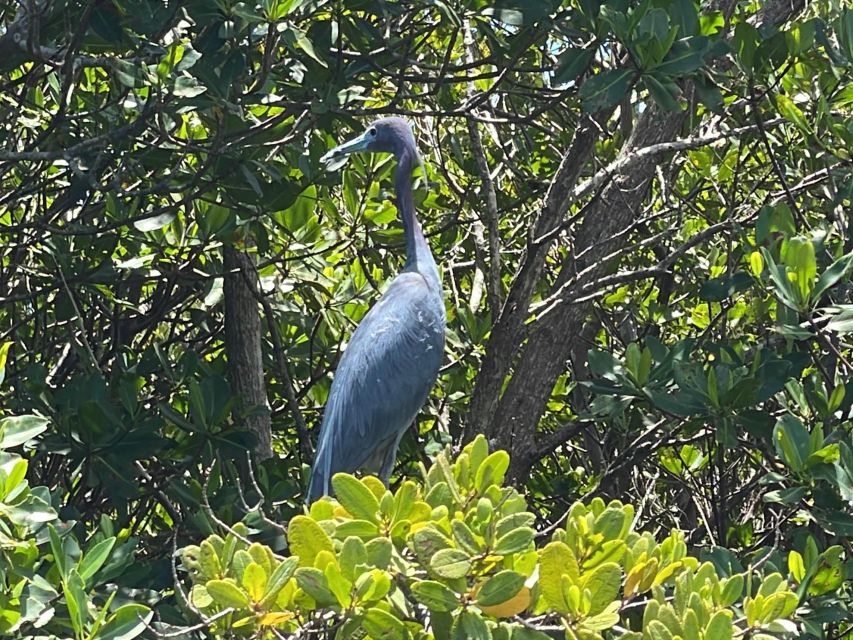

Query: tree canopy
[0,0,851,638]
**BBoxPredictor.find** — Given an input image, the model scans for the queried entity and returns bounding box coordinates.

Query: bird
[306,117,446,503]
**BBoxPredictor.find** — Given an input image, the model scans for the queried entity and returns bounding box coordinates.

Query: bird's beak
[320,131,372,165]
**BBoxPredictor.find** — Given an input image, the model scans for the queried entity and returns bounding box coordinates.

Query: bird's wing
[308,272,445,500]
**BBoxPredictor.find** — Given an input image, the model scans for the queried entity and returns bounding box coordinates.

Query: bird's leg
[378,428,409,485]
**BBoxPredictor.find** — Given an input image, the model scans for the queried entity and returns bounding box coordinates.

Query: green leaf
[294,567,337,606]
[332,473,380,522]
[205,579,251,609]
[288,515,334,567]
[554,48,595,84]
[451,519,482,554]
[644,73,681,110]
[749,251,765,276]
[475,451,510,493]
[412,526,452,564]
[452,610,491,640]
[583,600,620,631]
[493,527,535,555]
[580,562,621,615]
[637,8,670,43]
[366,537,393,569]
[785,20,815,55]
[773,415,810,472]
[646,619,674,640]
[495,513,536,539]
[787,551,805,582]
[782,235,817,303]
[391,480,418,523]
[695,76,724,112]
[761,248,801,311]
[654,37,708,75]
[79,537,116,583]
[190,584,213,609]
[199,539,222,581]
[362,607,406,640]
[593,506,630,540]
[48,525,67,580]
[411,580,460,612]
[242,562,267,602]
[540,542,577,613]
[579,68,635,112]
[704,610,733,640]
[96,604,153,640]
[669,0,699,37]
[335,519,380,539]
[719,574,743,606]
[260,556,298,607]
[354,569,391,602]
[734,21,759,69]
[63,568,88,637]
[324,561,351,607]
[113,59,145,88]
[699,272,753,302]
[806,443,840,467]
[813,251,853,300]
[173,76,207,97]
[430,548,472,579]
[776,94,812,134]
[0,341,11,386]
[759,591,798,622]
[809,546,845,596]
[0,415,49,449]
[476,570,525,607]
[281,25,327,67]
[339,536,368,581]
[134,212,176,232]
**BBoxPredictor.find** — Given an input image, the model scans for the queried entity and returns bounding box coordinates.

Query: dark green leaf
[579,68,635,112]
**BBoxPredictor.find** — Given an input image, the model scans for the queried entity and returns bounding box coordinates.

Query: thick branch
[473,0,806,478]
[224,246,273,460]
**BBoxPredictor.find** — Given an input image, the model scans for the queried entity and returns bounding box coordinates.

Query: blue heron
[307,118,446,503]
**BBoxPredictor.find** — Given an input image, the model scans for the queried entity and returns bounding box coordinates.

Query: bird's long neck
[395,149,436,277]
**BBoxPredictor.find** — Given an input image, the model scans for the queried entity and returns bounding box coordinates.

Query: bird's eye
[367,128,377,137]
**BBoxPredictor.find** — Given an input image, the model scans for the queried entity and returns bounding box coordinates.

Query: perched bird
[307,118,446,503]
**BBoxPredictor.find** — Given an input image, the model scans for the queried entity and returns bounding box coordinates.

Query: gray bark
[224,246,273,460]
[467,0,805,478]
[487,100,688,477]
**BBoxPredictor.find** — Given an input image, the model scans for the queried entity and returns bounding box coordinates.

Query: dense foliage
[1,0,851,638]
[180,436,800,639]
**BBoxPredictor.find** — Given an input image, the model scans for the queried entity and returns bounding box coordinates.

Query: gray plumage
[307,118,445,503]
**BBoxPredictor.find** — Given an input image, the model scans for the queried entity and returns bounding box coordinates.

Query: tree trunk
[223,246,273,460]
[467,0,805,478]
[487,100,688,477]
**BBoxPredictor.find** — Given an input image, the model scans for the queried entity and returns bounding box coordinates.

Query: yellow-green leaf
[242,562,267,602]
[749,251,764,277]
[332,473,380,522]
[206,579,250,609]
[288,515,334,567]
[540,541,577,613]
[787,551,805,583]
[580,562,621,615]
[704,610,733,640]
[260,557,298,608]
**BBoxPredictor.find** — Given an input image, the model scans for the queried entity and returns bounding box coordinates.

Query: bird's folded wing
[316,272,445,478]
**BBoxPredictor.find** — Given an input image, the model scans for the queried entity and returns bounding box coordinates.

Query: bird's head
[321,117,419,165]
